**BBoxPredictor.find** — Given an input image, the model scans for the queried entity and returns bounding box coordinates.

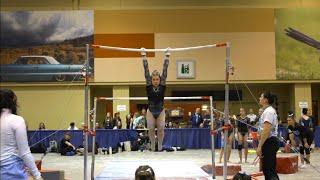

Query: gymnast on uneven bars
[142,48,170,152]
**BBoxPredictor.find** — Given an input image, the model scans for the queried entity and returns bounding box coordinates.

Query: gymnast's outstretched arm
[143,57,152,86]
[160,56,169,85]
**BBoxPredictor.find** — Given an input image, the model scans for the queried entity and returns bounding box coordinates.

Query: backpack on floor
[30,143,46,153]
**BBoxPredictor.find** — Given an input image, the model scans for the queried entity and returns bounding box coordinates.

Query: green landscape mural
[275,8,320,80]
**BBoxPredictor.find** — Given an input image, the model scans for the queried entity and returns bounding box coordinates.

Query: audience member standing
[113,112,122,129]
[255,108,264,127]
[247,108,257,126]
[104,112,113,129]
[202,110,211,128]
[190,108,203,128]
[67,122,79,130]
[126,114,133,129]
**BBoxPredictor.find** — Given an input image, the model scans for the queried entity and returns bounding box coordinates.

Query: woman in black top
[113,112,122,129]
[300,108,314,132]
[143,51,169,151]
[236,108,250,163]
[287,112,314,167]
[126,114,133,129]
[104,112,113,129]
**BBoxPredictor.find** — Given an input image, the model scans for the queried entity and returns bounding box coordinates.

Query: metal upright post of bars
[84,44,90,180]
[91,98,97,180]
[209,96,216,179]
[223,42,231,180]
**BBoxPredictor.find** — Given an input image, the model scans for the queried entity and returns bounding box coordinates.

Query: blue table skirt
[28,127,320,149]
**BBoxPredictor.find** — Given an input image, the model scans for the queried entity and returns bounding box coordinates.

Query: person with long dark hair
[257,91,280,180]
[126,114,133,129]
[38,122,46,130]
[143,51,169,151]
[0,89,42,179]
[104,112,113,129]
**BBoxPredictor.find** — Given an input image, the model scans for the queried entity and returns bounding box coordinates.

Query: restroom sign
[117,105,127,112]
[299,102,308,108]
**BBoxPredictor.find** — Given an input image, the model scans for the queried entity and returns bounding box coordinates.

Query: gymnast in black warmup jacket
[142,51,169,152]
[287,112,314,167]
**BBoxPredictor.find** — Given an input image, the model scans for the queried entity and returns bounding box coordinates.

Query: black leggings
[299,137,313,155]
[262,137,280,180]
[60,146,75,155]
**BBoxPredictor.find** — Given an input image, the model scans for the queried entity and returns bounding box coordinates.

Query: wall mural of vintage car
[0,56,88,82]
[0,10,93,82]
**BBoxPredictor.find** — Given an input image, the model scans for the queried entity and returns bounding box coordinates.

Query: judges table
[28,127,320,149]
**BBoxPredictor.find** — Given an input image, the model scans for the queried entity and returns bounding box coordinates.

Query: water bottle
[108,147,112,155]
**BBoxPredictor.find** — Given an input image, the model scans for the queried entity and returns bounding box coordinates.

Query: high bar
[91,43,227,52]
[96,96,211,101]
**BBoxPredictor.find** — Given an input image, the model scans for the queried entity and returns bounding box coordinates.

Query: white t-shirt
[247,113,257,123]
[67,126,79,130]
[258,106,278,137]
[0,109,41,179]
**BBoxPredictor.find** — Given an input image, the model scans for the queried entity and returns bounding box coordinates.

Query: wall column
[293,83,312,118]
[112,85,130,129]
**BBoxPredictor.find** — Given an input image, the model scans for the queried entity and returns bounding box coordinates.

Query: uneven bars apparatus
[85,42,231,180]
